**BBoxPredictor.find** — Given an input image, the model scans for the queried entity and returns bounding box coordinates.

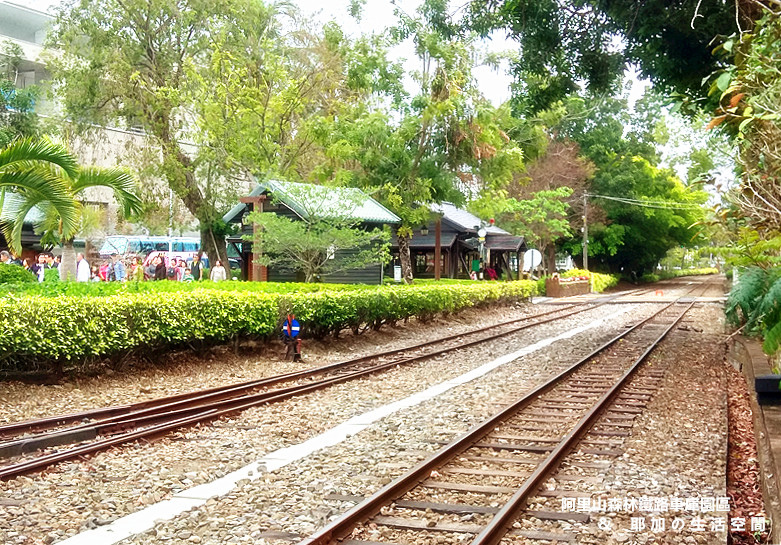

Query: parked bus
[99,235,201,261]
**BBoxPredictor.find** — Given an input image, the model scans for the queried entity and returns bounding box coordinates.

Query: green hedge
[0,290,278,365]
[0,263,35,284]
[535,269,619,295]
[640,267,719,283]
[560,269,619,293]
[0,280,536,373]
[0,279,367,298]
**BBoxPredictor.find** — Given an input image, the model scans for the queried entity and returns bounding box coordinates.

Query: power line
[585,193,705,211]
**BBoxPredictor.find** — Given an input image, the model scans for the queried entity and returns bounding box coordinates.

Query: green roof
[224,179,401,225]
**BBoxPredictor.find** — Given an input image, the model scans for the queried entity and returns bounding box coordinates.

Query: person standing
[210,260,227,282]
[132,257,145,282]
[110,253,126,282]
[76,253,90,282]
[30,254,47,282]
[190,255,203,281]
[154,255,167,281]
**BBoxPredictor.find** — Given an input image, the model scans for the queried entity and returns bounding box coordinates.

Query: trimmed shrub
[561,269,618,293]
[0,264,35,284]
[0,280,537,373]
[559,269,620,293]
[638,268,718,284]
[0,278,365,298]
[0,290,278,368]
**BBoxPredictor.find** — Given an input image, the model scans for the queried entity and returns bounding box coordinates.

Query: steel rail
[0,294,630,452]
[0,295,634,477]
[0,300,593,438]
[469,300,695,545]
[296,299,687,545]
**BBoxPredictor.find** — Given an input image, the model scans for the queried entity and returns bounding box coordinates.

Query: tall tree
[0,139,79,249]
[49,0,250,267]
[708,11,781,234]
[316,1,525,282]
[188,14,405,184]
[463,0,742,112]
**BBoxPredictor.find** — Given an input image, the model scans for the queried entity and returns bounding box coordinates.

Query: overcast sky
[14,0,515,105]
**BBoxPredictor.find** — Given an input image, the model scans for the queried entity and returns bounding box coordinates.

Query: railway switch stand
[284,337,303,362]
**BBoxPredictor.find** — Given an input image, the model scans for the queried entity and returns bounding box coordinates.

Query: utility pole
[168,187,174,237]
[582,193,589,271]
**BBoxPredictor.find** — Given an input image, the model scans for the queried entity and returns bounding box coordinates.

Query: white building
[0,1,194,246]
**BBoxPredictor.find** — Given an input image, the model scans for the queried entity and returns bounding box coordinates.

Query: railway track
[0,278,714,481]
[0,293,633,480]
[296,291,708,545]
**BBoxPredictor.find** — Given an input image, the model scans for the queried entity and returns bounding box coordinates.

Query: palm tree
[0,137,141,278]
[0,138,81,248]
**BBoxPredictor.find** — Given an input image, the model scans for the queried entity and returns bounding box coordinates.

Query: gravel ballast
[0,282,729,545]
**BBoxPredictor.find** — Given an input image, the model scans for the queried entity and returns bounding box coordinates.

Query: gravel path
[1,302,653,545]
[0,283,728,545]
[509,303,730,545]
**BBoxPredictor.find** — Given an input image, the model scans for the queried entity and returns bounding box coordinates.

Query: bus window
[100,237,128,255]
[154,241,169,252]
[185,241,199,252]
[139,240,155,254]
[128,240,141,253]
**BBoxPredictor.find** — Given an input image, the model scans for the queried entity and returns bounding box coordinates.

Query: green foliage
[0,280,537,372]
[0,138,81,253]
[463,0,738,111]
[311,3,526,282]
[0,138,140,264]
[245,183,391,282]
[640,267,719,283]
[0,263,35,284]
[707,14,781,233]
[0,290,279,368]
[49,0,249,266]
[464,0,625,113]
[0,41,40,147]
[0,279,361,298]
[726,267,781,362]
[43,268,60,283]
[535,276,546,294]
[474,187,573,262]
[719,228,781,269]
[560,268,619,293]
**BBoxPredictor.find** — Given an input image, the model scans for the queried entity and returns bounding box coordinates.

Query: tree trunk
[59,240,77,281]
[398,231,414,284]
[158,116,229,272]
[547,244,556,275]
[201,226,229,277]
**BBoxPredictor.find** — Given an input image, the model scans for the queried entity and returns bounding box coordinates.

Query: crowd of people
[0,250,229,283]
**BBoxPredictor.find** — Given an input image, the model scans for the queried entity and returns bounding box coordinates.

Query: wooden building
[224,180,400,284]
[390,202,527,280]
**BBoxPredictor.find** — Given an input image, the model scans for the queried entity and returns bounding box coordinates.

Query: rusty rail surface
[0,292,637,479]
[297,280,713,545]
